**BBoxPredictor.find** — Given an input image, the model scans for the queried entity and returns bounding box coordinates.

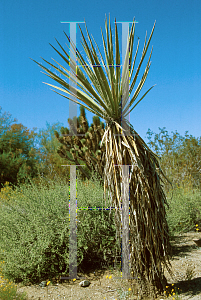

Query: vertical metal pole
[114,21,138,138]
[113,164,136,280]
[60,165,85,280]
[121,165,130,279]
[60,21,85,137]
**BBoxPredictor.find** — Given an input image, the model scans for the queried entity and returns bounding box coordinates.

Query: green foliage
[54,105,106,185]
[32,121,71,185]
[0,275,28,300]
[146,127,201,194]
[0,107,73,193]
[0,162,201,291]
[0,106,18,135]
[146,127,201,237]
[0,107,43,189]
[165,186,201,236]
[0,169,121,287]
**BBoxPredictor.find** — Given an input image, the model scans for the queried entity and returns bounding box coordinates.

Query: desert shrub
[0,181,24,205]
[165,185,201,236]
[0,169,121,286]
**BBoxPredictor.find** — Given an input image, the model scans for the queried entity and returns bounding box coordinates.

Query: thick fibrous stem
[102,121,173,299]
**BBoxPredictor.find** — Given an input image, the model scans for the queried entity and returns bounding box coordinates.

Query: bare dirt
[4,231,201,300]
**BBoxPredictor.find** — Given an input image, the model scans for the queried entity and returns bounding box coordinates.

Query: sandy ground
[2,231,201,300]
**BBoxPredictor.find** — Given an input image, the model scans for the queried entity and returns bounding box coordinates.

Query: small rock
[38,281,47,287]
[79,280,91,287]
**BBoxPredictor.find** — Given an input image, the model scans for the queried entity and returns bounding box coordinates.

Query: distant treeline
[0,106,200,194]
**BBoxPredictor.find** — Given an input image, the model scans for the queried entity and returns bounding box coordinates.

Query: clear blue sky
[0,0,200,150]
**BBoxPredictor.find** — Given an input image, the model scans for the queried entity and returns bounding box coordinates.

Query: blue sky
[0,0,200,150]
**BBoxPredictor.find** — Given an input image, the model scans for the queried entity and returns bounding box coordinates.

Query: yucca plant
[32,15,174,298]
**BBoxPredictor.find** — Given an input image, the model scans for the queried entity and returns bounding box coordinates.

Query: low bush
[0,169,121,287]
[165,185,201,236]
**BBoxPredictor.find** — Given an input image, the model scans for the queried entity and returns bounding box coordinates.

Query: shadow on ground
[172,277,201,298]
[170,233,197,258]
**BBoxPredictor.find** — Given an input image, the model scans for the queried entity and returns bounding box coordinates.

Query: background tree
[0,106,73,192]
[146,127,201,193]
[0,107,42,190]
